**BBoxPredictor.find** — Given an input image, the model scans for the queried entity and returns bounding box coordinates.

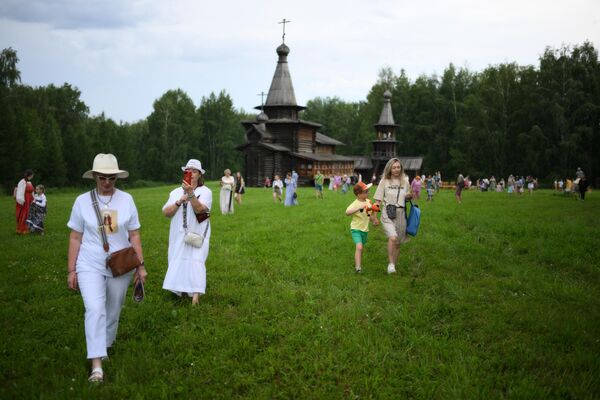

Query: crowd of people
[449,169,590,202]
[12,155,593,383]
[553,168,590,200]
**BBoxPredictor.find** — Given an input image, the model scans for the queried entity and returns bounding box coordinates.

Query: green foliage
[1,186,599,398]
[197,90,247,179]
[304,44,599,182]
[1,42,599,193]
[0,47,21,88]
[303,97,364,155]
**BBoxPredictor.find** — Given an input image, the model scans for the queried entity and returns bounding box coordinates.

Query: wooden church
[237,41,355,186]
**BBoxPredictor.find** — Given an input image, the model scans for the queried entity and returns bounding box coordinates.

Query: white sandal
[88,367,103,383]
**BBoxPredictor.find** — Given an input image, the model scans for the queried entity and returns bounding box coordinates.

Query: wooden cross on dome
[278,18,291,43]
[257,91,266,110]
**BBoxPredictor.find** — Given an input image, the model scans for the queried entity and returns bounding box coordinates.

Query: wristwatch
[187,193,194,200]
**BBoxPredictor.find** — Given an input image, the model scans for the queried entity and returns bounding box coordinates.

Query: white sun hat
[82,153,129,179]
[181,159,205,174]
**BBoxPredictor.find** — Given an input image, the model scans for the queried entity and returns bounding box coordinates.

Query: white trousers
[78,270,133,359]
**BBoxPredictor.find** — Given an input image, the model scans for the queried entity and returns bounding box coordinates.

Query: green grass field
[1,184,599,399]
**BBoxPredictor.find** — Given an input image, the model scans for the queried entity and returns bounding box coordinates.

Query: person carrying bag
[373,158,413,274]
[67,153,147,383]
[162,159,213,305]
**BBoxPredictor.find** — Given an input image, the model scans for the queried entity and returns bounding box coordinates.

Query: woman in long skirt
[26,184,47,233]
[219,169,235,214]
[163,159,212,305]
[15,169,34,234]
[284,171,298,206]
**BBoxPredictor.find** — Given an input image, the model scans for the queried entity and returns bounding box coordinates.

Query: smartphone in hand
[183,170,192,185]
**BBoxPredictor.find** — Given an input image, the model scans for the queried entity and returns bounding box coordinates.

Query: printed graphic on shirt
[101,209,119,234]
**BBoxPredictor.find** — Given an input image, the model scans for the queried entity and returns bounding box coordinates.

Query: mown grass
[1,184,599,399]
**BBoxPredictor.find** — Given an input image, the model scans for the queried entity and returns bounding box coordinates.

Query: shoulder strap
[383,180,401,206]
[203,219,210,237]
[90,190,109,253]
[182,200,188,231]
[182,194,210,236]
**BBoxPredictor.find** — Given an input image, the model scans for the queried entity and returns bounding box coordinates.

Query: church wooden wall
[295,160,354,181]
[267,124,295,151]
[315,144,334,154]
[265,108,298,120]
[297,127,314,153]
[244,145,292,186]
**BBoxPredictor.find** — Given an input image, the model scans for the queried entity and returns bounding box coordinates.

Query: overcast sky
[1,0,599,123]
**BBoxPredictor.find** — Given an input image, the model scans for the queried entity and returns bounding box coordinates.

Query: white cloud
[1,0,599,121]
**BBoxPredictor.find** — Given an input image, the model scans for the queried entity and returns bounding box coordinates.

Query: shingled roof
[315,132,344,146]
[264,43,298,107]
[375,90,399,127]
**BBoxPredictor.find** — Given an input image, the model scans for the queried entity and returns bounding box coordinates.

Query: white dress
[162,186,212,296]
[220,176,235,214]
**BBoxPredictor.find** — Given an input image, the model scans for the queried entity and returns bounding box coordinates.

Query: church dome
[257,111,269,122]
[276,43,290,57]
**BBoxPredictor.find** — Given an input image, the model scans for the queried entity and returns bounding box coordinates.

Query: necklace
[96,189,114,208]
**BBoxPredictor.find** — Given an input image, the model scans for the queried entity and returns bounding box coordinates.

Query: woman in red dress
[15,169,34,234]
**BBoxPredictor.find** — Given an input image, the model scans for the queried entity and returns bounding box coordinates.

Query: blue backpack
[405,200,421,237]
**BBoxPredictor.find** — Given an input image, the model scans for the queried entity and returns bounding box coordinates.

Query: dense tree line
[1,42,598,192]
[0,48,249,192]
[304,42,600,182]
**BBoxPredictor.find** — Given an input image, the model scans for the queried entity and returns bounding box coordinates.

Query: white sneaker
[387,263,396,274]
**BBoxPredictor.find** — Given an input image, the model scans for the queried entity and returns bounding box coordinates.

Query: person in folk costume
[162,159,212,306]
[219,169,235,215]
[15,169,35,234]
[67,153,147,383]
[26,184,47,233]
[284,171,299,206]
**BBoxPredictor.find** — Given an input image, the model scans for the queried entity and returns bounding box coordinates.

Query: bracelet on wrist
[187,193,194,200]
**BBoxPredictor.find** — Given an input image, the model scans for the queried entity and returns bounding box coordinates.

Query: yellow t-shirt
[346,199,371,232]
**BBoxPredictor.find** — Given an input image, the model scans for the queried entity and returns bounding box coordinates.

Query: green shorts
[351,229,368,245]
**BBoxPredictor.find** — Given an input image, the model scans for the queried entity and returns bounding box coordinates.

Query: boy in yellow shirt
[345,182,379,273]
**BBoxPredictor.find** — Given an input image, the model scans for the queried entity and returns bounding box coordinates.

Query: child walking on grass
[26,184,47,234]
[345,182,379,273]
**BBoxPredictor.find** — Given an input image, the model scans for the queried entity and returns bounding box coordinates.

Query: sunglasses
[98,175,117,181]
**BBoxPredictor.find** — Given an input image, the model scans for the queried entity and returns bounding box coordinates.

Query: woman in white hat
[66,153,147,383]
[162,159,212,305]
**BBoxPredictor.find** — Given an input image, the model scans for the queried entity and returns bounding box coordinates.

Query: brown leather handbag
[106,246,140,277]
[91,190,141,277]
[195,211,210,224]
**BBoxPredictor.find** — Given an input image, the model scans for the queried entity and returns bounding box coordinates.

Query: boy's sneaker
[387,263,396,274]
[355,267,362,273]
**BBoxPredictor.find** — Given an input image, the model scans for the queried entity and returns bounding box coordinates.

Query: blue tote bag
[405,200,421,237]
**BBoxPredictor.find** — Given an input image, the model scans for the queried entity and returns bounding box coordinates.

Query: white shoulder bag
[182,199,210,248]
